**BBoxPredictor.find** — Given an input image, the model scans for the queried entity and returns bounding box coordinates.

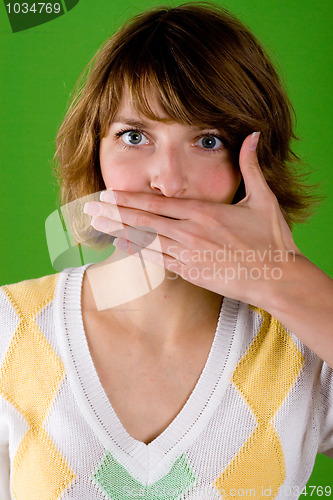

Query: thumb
[238,132,269,202]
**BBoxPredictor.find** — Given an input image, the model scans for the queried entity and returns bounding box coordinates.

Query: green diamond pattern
[92,451,197,499]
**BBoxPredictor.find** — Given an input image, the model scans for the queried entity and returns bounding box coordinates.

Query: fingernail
[100,189,116,203]
[249,131,260,151]
[113,237,122,248]
[84,202,102,216]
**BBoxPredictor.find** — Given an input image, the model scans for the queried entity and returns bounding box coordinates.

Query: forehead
[112,88,219,132]
[113,88,173,123]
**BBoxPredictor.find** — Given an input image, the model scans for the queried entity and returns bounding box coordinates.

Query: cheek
[101,164,135,190]
[99,142,144,191]
[197,165,241,203]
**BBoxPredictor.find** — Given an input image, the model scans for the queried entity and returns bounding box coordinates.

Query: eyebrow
[112,117,220,132]
[112,117,152,128]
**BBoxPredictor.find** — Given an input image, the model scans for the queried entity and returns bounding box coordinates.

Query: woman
[0,3,332,499]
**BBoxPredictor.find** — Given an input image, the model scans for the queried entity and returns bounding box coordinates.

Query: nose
[149,144,186,197]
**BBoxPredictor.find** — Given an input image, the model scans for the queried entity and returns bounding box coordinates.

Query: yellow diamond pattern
[213,306,305,499]
[0,274,76,499]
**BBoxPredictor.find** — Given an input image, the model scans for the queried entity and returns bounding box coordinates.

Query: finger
[86,200,188,243]
[114,233,190,265]
[114,225,161,250]
[238,132,271,201]
[90,217,168,255]
[90,216,123,234]
[100,189,197,220]
[114,237,188,277]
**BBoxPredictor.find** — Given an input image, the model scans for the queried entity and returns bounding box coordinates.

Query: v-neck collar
[55,264,246,482]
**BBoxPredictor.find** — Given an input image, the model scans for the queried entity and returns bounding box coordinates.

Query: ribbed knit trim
[55,264,247,482]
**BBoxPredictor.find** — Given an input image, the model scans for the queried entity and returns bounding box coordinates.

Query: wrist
[259,252,332,321]
[254,251,307,315]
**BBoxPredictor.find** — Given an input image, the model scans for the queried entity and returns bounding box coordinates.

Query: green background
[0,0,332,489]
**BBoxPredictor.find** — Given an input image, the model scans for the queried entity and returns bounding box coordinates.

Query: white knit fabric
[0,263,332,499]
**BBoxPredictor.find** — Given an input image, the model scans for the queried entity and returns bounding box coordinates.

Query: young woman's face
[100,92,242,203]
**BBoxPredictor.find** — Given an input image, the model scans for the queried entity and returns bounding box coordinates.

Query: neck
[83,247,223,343]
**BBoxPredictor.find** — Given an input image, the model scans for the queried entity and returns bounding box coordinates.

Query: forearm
[262,254,333,368]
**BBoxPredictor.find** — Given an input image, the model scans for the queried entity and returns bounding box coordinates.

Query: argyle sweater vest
[0,264,332,500]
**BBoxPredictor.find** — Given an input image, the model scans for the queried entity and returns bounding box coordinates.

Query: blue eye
[197,135,223,150]
[121,130,148,146]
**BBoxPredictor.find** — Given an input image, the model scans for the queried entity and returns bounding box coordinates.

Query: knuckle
[195,199,209,216]
[261,188,277,206]
[101,202,114,218]
[132,213,151,227]
[190,201,216,225]
[269,192,279,207]
[142,232,153,247]
[189,199,202,211]
[146,198,162,214]
[179,228,197,247]
[248,160,260,170]
[127,226,138,241]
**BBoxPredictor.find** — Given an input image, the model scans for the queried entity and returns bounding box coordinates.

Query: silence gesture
[84,132,333,367]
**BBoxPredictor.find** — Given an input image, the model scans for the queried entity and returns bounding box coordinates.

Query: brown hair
[54,1,319,244]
